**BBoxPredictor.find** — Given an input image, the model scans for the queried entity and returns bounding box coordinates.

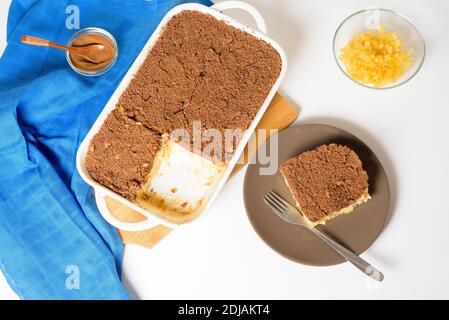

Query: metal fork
[264,191,384,282]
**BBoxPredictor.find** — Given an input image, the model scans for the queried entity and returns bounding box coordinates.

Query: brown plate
[243,124,390,266]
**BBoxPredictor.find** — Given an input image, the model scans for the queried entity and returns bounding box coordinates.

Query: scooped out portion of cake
[279,144,371,228]
[136,136,227,224]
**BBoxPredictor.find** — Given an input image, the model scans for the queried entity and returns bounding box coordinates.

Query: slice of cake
[279,144,370,227]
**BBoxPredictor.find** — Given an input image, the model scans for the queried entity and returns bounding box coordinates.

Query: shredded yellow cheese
[339,26,413,87]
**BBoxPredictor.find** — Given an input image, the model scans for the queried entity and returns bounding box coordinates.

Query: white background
[1,0,448,300]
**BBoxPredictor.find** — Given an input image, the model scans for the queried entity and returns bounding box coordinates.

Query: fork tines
[264,191,288,215]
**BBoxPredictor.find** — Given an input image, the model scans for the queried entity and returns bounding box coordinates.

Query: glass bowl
[66,27,118,77]
[333,8,425,89]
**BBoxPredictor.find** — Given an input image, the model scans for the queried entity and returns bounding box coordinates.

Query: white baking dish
[76,1,287,231]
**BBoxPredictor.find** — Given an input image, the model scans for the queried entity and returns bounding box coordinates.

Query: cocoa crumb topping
[280,144,369,222]
[86,11,282,200]
[85,110,161,201]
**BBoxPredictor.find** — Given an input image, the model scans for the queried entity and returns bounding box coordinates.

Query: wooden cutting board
[104,92,299,248]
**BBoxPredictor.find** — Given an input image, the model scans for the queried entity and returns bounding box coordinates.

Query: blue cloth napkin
[0,0,212,300]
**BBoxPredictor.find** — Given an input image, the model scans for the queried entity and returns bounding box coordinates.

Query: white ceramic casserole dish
[76,1,287,231]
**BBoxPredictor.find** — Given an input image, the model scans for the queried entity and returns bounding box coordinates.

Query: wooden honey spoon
[21,35,113,64]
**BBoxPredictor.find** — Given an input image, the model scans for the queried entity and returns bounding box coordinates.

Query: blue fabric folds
[0,0,212,300]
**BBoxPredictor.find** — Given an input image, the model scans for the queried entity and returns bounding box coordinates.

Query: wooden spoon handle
[21,35,73,52]
[22,35,50,47]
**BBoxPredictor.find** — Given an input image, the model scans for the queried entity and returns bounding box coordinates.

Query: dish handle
[95,191,160,232]
[212,1,268,34]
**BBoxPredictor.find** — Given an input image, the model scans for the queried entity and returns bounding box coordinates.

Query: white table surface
[1,0,449,300]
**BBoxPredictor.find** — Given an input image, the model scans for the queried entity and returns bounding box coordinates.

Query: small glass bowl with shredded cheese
[333,8,425,89]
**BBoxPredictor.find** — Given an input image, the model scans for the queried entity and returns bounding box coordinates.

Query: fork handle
[311,228,384,282]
